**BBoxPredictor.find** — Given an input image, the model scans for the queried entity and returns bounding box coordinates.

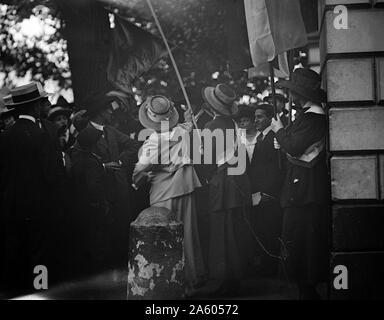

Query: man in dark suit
[73,94,140,268]
[70,127,109,277]
[241,104,284,277]
[0,82,65,298]
[271,68,330,299]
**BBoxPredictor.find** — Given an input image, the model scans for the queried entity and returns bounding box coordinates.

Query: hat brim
[4,92,52,107]
[48,107,72,121]
[276,80,327,103]
[139,102,179,132]
[0,107,16,117]
[202,87,238,116]
[83,103,110,118]
[263,94,288,103]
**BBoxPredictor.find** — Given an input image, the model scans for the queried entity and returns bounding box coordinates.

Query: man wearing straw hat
[271,68,330,299]
[0,82,65,297]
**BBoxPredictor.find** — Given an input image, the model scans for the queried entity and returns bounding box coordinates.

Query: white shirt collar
[19,115,36,123]
[90,121,104,131]
[256,125,272,139]
[303,102,325,115]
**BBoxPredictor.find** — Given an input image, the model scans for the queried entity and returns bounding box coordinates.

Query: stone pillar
[127,207,185,300]
[319,0,384,299]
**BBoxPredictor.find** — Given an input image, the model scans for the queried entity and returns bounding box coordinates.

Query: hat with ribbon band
[202,83,238,116]
[139,95,179,132]
[4,82,51,107]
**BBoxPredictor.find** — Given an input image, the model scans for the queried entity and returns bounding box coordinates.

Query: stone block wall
[319,0,384,299]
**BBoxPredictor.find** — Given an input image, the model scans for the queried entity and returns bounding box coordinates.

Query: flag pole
[287,50,294,126]
[146,0,203,157]
[269,62,278,120]
[269,62,282,168]
[145,0,200,133]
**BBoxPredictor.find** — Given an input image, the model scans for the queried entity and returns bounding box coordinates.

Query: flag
[244,0,307,70]
[107,14,168,93]
[248,52,290,79]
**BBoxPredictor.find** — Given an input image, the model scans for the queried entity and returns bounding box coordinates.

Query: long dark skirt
[281,204,329,285]
[207,207,253,284]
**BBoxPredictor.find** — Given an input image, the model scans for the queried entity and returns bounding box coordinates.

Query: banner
[107,14,168,93]
[244,0,307,68]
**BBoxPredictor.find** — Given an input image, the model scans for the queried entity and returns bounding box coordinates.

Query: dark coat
[71,150,108,213]
[73,122,140,267]
[246,130,284,198]
[275,108,329,208]
[203,116,253,282]
[275,105,330,285]
[203,116,252,211]
[70,149,109,276]
[71,123,140,208]
[0,117,65,295]
[0,118,64,220]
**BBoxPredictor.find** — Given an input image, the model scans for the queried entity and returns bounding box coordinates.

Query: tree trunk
[56,0,112,104]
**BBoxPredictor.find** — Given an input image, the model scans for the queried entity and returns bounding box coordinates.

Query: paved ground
[12,269,303,300]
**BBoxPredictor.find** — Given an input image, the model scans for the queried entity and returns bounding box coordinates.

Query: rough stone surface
[377,58,384,103]
[326,59,374,103]
[329,107,384,151]
[331,156,378,200]
[323,9,384,54]
[127,207,185,300]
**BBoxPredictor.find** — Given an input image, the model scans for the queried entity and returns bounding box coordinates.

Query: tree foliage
[0,0,71,91]
[0,0,308,105]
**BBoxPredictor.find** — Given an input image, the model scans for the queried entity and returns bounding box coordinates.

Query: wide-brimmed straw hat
[139,95,179,131]
[276,68,326,103]
[4,82,51,107]
[202,83,238,116]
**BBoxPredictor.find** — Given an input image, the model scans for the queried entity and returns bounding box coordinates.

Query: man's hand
[104,161,122,171]
[146,171,155,182]
[252,192,261,206]
[271,114,284,133]
[273,138,281,150]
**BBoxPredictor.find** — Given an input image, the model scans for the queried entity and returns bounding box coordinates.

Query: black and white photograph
[0,0,383,304]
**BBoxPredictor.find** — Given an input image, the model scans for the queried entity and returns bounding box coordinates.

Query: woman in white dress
[132,95,205,293]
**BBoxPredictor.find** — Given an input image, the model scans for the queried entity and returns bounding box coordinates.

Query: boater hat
[4,82,51,107]
[202,83,238,116]
[139,95,179,132]
[276,68,326,103]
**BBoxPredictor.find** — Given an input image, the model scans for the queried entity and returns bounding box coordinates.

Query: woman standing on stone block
[132,95,206,294]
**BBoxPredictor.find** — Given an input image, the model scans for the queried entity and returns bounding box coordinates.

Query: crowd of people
[0,67,330,299]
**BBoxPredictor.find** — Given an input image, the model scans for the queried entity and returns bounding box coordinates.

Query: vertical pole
[269,63,278,120]
[288,50,294,126]
[269,62,282,169]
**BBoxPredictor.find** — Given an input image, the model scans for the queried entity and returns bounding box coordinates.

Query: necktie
[257,132,264,143]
